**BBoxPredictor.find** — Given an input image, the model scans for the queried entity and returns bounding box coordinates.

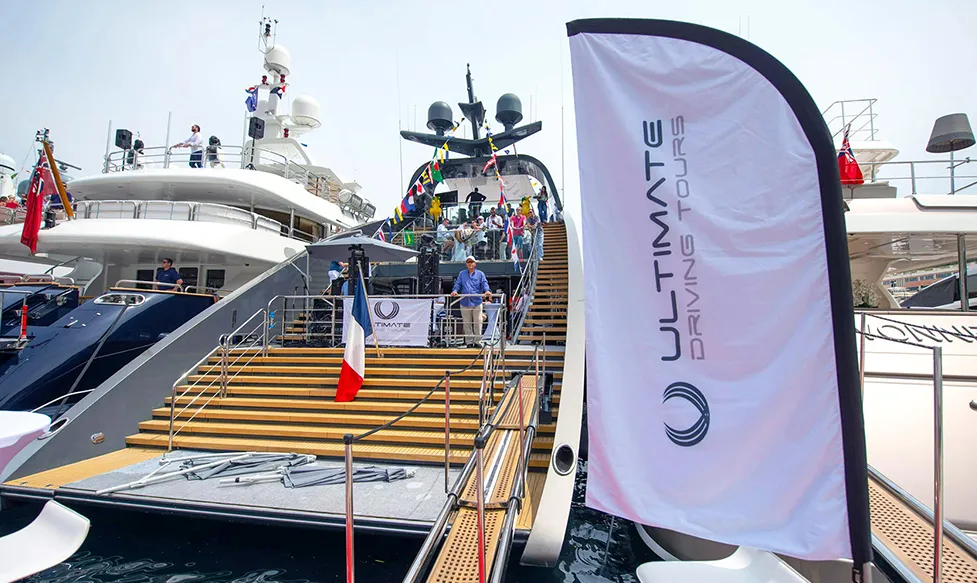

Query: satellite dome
[264,45,292,77]
[427,101,454,135]
[496,93,523,130]
[0,154,15,177]
[291,95,321,128]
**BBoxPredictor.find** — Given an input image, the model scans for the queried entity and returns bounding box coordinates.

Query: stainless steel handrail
[415,347,542,583]
[167,309,267,450]
[344,343,497,583]
[853,158,976,195]
[113,279,182,292]
[856,313,949,582]
[509,225,545,340]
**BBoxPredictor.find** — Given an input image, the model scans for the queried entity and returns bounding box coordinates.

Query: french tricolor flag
[335,280,372,402]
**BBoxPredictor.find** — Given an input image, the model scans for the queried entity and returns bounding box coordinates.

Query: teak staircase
[126,347,563,470]
[519,222,568,344]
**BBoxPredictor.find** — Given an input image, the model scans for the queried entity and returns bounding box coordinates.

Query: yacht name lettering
[864,321,977,344]
[644,115,705,362]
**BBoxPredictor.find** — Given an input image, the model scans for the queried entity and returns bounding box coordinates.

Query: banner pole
[357,267,382,358]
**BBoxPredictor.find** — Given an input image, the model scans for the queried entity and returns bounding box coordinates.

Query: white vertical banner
[342,298,433,347]
[568,19,869,563]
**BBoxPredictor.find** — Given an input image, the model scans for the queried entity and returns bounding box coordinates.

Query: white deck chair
[0,500,90,583]
[636,547,808,583]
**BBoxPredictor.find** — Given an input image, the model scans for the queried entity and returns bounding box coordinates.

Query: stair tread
[126,434,550,468]
[152,407,559,433]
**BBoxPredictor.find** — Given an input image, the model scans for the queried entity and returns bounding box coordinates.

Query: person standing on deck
[535,186,549,222]
[155,258,184,291]
[171,125,204,168]
[451,256,492,347]
[465,187,486,219]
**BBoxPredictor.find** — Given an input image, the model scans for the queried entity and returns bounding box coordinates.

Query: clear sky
[4,0,976,223]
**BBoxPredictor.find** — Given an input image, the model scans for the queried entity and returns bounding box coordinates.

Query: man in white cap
[451,255,492,346]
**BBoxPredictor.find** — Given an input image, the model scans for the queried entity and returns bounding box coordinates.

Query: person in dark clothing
[155,258,184,290]
[466,187,486,220]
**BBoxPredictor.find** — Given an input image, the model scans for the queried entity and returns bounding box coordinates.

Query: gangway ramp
[406,375,539,583]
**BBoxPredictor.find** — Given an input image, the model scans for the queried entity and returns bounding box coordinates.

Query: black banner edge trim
[566,17,872,567]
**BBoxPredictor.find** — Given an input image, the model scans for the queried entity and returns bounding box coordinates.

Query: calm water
[1,461,648,583]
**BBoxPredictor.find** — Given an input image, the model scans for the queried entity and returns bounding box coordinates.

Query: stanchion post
[444,370,451,493]
[933,346,944,583]
[517,374,525,471]
[475,435,487,583]
[220,340,229,398]
[262,306,270,357]
[344,433,355,583]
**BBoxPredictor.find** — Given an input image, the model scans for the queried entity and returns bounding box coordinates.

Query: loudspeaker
[418,246,440,295]
[115,129,132,150]
[248,117,265,140]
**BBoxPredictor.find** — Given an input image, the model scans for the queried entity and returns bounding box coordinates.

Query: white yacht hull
[0,219,305,294]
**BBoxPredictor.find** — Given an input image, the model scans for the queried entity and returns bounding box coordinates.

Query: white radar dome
[0,154,15,177]
[264,45,291,77]
[291,95,321,128]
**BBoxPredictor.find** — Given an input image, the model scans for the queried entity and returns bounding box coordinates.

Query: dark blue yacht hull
[0,290,214,412]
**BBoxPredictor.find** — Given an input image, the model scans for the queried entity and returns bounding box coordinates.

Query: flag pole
[40,137,73,219]
[357,265,382,358]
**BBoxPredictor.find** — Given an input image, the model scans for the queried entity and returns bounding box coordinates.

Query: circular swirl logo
[373,300,400,320]
[662,381,710,447]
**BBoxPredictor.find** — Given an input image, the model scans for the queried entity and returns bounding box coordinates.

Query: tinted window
[206,269,225,290]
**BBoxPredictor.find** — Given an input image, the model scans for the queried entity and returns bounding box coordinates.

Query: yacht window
[95,293,145,305]
[180,267,199,288]
[136,269,154,290]
[205,269,225,290]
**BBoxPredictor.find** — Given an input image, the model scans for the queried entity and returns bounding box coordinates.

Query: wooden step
[126,433,551,468]
[184,375,506,389]
[171,386,564,405]
[166,395,481,415]
[139,420,556,451]
[206,356,556,367]
[210,365,493,378]
[153,407,559,434]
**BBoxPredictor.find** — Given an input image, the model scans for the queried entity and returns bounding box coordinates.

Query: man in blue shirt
[451,255,492,346]
[155,258,183,291]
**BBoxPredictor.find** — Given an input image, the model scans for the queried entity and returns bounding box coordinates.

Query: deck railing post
[517,375,525,473]
[167,384,177,452]
[444,370,451,493]
[475,435,487,583]
[262,307,270,357]
[220,338,229,398]
[933,346,944,583]
[541,333,547,388]
[344,433,355,583]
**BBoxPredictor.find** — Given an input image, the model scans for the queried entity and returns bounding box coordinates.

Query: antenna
[396,55,404,195]
[559,38,566,197]
[258,10,278,53]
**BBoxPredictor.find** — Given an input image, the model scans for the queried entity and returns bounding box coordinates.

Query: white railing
[73,199,297,238]
[263,293,506,350]
[854,158,976,196]
[102,144,375,222]
[822,98,878,141]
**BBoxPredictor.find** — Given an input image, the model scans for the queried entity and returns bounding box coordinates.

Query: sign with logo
[569,19,870,565]
[342,298,433,347]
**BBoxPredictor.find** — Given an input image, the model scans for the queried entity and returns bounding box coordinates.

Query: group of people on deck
[435,199,543,262]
